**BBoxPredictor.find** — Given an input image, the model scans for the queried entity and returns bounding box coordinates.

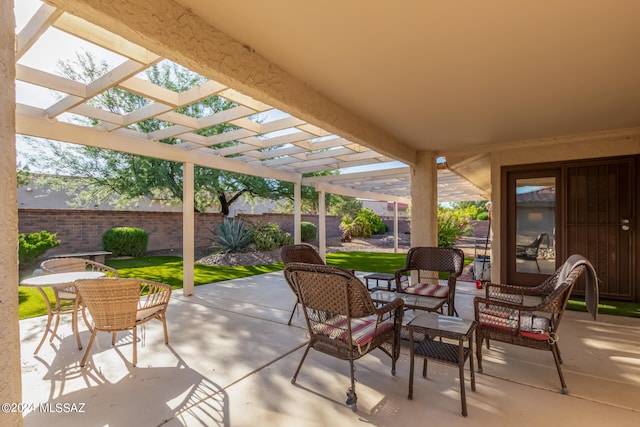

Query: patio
[19,272,640,426]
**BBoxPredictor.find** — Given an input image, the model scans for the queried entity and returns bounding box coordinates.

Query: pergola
[14,1,487,295]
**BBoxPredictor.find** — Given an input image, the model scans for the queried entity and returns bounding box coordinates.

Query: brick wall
[19,209,412,255]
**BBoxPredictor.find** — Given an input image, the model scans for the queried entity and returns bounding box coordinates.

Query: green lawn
[18,252,640,320]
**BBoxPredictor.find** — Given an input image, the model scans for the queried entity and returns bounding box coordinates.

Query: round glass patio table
[21,271,106,354]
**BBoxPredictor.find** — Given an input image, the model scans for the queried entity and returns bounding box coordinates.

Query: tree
[16,163,31,187]
[25,52,289,214]
[273,171,360,215]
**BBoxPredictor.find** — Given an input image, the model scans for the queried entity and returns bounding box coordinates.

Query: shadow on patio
[20,272,640,426]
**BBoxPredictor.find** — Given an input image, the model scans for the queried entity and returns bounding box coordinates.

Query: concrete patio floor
[18,272,640,426]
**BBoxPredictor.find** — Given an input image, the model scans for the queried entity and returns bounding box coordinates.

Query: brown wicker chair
[40,257,119,338]
[394,247,465,316]
[281,244,326,325]
[285,263,403,411]
[74,278,172,367]
[474,256,593,394]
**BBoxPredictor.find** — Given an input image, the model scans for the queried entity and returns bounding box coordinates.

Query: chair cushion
[136,302,164,321]
[313,315,394,351]
[404,283,449,298]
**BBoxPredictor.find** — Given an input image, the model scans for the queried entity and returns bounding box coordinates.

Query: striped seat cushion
[404,283,449,297]
[313,315,394,351]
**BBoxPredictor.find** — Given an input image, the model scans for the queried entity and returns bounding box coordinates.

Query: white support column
[182,162,195,296]
[393,201,399,253]
[1,0,22,424]
[410,151,438,247]
[318,190,327,261]
[294,181,302,244]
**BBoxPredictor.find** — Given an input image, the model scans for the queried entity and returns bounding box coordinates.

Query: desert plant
[300,221,317,241]
[18,230,60,265]
[341,208,384,238]
[210,218,253,253]
[438,208,473,248]
[102,227,149,257]
[253,222,293,251]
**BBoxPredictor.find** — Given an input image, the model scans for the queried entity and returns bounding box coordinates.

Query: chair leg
[50,312,61,342]
[80,330,97,367]
[112,332,117,346]
[291,343,312,384]
[346,359,358,411]
[287,303,297,326]
[132,326,137,367]
[72,307,82,350]
[476,331,484,373]
[160,314,169,345]
[551,343,568,394]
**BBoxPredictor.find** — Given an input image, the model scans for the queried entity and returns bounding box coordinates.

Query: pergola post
[294,180,301,244]
[182,162,194,296]
[394,201,399,253]
[410,151,438,247]
[1,0,23,424]
[318,189,326,261]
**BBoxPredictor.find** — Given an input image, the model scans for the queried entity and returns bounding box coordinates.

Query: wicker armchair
[474,256,596,394]
[285,263,403,411]
[74,278,172,367]
[281,244,326,325]
[394,247,465,316]
[40,257,119,337]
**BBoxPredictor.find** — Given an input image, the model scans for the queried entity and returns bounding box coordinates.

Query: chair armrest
[375,297,404,315]
[139,281,172,309]
[394,269,412,292]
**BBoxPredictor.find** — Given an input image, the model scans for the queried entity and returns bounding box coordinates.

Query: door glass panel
[515,177,556,274]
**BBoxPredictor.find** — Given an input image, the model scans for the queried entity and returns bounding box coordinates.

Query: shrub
[300,222,317,242]
[477,212,489,221]
[210,218,253,253]
[102,227,148,257]
[341,208,384,238]
[438,208,473,248]
[253,222,293,251]
[18,231,60,265]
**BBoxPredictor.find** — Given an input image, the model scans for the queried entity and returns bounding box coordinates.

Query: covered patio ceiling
[14,1,489,205]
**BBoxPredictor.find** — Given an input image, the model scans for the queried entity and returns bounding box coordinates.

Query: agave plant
[210,218,253,254]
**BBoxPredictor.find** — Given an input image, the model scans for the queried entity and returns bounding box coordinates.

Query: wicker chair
[40,257,119,338]
[474,257,592,394]
[281,244,327,325]
[285,263,403,411]
[394,247,465,316]
[74,278,172,367]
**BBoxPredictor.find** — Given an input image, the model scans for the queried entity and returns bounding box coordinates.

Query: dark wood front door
[565,158,635,300]
[504,156,637,301]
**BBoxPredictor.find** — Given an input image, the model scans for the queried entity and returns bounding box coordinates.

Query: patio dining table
[21,271,106,354]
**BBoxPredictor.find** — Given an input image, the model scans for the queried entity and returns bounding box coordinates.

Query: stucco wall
[1,0,22,424]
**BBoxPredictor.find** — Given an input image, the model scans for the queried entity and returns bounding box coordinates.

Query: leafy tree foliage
[25,52,288,214]
[274,170,362,216]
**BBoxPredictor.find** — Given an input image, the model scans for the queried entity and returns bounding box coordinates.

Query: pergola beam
[16,110,300,183]
[314,181,410,204]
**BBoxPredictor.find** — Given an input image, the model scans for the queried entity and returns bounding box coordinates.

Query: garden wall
[18,209,410,256]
